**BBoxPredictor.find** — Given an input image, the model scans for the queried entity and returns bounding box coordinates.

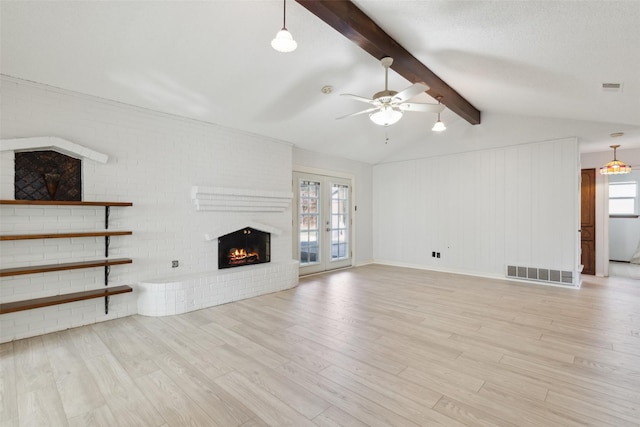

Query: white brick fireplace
[137,186,298,316]
[137,260,298,316]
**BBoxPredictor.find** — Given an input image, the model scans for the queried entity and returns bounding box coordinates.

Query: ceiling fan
[338,57,445,126]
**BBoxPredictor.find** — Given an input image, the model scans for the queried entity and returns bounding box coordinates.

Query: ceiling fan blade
[392,82,429,103]
[336,107,379,120]
[340,93,376,104]
[398,102,445,113]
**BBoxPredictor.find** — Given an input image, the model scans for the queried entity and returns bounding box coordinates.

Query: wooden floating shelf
[0,285,133,314]
[0,200,132,207]
[0,258,132,277]
[1,200,133,314]
[1,231,132,241]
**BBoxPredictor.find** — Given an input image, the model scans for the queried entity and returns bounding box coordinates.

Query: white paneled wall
[373,138,580,284]
[0,76,296,342]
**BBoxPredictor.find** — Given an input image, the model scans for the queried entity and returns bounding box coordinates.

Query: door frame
[293,166,356,275]
[580,168,596,275]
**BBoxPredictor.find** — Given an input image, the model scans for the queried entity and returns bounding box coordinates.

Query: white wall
[0,76,295,342]
[386,111,640,164]
[292,148,374,266]
[373,138,580,284]
[581,148,640,274]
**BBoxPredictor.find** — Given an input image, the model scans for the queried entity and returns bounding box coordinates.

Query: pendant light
[432,96,446,132]
[600,144,632,175]
[271,0,297,53]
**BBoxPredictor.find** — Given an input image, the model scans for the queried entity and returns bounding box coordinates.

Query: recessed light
[610,132,624,138]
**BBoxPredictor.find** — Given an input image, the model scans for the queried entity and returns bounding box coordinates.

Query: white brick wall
[0,76,296,343]
[137,260,299,316]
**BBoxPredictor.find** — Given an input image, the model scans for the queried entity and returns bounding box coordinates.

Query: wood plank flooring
[2,264,640,426]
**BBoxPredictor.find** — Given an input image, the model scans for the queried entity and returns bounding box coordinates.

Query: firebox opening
[218,227,270,269]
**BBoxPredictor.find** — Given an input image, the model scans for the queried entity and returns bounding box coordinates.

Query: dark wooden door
[581,169,596,275]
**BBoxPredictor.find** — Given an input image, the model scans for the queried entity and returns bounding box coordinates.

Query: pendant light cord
[611,144,620,161]
[283,0,287,29]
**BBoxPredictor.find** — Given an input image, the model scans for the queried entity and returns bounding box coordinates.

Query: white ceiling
[2,0,639,164]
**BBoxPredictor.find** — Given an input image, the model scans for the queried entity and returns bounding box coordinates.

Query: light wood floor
[610,261,640,280]
[2,265,640,427]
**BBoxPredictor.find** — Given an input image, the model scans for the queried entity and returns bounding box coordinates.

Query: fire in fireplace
[218,227,270,269]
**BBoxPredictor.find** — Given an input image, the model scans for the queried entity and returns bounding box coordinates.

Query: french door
[294,172,352,275]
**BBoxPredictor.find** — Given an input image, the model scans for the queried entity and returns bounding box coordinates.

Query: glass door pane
[299,180,321,266]
[331,183,349,261]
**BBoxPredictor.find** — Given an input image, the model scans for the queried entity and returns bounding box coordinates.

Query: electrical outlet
[172,260,179,268]
[432,251,436,258]
[436,252,440,258]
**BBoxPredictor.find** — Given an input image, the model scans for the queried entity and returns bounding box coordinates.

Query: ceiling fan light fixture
[369,105,403,126]
[272,0,297,53]
[600,144,632,175]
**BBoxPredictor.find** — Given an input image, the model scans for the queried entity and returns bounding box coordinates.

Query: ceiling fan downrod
[374,57,397,101]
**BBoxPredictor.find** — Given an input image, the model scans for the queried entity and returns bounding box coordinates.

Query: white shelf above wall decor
[191,186,293,212]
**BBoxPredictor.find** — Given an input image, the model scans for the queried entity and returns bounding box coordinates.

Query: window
[609,181,637,215]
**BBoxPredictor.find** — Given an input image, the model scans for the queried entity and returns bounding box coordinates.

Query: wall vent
[506,265,574,286]
[538,269,549,281]
[517,266,527,278]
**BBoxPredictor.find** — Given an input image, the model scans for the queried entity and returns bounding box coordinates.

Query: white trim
[602,174,610,276]
[293,171,355,275]
[292,166,358,273]
[0,136,108,163]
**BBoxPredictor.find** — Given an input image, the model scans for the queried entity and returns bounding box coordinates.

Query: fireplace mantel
[191,186,292,212]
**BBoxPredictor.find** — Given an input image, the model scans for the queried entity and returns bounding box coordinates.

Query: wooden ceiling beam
[295,0,481,125]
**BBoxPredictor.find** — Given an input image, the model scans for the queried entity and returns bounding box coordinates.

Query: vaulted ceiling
[2,1,639,164]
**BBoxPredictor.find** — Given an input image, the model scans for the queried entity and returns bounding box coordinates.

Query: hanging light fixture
[600,144,632,175]
[432,96,446,131]
[271,0,297,53]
